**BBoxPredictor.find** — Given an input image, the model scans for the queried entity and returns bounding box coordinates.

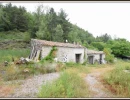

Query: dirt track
[85,67,118,98]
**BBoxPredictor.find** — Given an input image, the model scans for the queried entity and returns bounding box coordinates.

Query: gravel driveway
[7,72,60,98]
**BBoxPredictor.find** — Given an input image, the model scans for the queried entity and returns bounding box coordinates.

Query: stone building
[29,39,105,64]
[87,49,106,64]
[29,39,86,63]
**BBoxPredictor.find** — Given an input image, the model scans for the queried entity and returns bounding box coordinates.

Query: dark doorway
[75,54,81,63]
[99,54,102,64]
[88,56,94,64]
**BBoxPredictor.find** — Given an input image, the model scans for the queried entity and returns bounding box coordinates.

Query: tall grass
[38,70,89,98]
[0,48,30,63]
[104,59,130,97]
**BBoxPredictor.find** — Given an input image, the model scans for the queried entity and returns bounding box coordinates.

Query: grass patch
[65,62,81,67]
[0,48,30,63]
[103,59,130,97]
[38,70,89,98]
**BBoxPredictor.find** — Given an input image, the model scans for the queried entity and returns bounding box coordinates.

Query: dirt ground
[0,66,119,98]
[85,66,118,98]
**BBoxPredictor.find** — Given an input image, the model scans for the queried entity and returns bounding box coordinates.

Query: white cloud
[2,2,130,41]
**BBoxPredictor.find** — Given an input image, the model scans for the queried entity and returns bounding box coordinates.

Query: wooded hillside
[1,3,130,58]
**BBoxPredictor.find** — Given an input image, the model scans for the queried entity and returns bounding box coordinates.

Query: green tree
[0,4,5,31]
[58,8,71,42]
[35,18,49,40]
[53,24,63,42]
[68,25,80,43]
[1,3,30,32]
[103,48,114,63]
[111,39,130,57]
[91,42,106,51]
[96,33,112,42]
[46,8,58,41]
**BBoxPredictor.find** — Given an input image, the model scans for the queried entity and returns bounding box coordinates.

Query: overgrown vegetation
[0,31,31,42]
[104,59,130,97]
[1,3,130,59]
[40,46,57,63]
[0,47,65,81]
[0,62,59,81]
[38,69,89,98]
[1,2,130,98]
[103,48,115,63]
[0,48,30,63]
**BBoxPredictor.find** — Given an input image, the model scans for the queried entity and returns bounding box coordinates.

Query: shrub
[23,32,31,42]
[103,48,114,63]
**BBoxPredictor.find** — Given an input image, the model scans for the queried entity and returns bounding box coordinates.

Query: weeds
[104,59,130,97]
[0,48,30,63]
[38,70,89,98]
[0,61,60,81]
[65,62,81,67]
[40,46,57,63]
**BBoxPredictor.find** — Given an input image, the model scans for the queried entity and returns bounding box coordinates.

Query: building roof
[87,49,104,54]
[32,39,85,48]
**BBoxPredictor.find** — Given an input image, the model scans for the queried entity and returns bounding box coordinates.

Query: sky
[2,2,130,41]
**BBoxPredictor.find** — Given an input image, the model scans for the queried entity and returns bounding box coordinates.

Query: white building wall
[87,53,106,64]
[56,47,85,63]
[94,54,100,62]
[93,54,106,64]
[41,46,85,63]
[41,46,52,58]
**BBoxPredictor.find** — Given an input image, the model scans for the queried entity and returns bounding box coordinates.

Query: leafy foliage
[1,3,130,59]
[111,39,130,57]
[96,33,112,42]
[91,42,106,51]
[53,24,63,42]
[0,3,29,32]
[103,48,115,63]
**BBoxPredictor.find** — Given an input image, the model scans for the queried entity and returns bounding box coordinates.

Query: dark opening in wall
[75,54,81,63]
[100,54,102,64]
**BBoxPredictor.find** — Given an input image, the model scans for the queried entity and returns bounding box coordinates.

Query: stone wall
[87,53,106,64]
[41,46,52,59]
[41,46,85,63]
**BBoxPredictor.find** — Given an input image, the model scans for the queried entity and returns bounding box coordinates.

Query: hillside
[0,31,31,49]
[0,3,130,59]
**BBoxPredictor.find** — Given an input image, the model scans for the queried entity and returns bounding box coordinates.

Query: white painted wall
[56,47,85,63]
[87,53,106,64]
[41,46,85,63]
[41,46,52,58]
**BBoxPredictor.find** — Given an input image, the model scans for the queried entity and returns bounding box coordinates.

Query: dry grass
[103,59,130,97]
[0,85,16,97]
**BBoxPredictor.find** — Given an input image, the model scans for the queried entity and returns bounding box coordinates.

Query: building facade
[87,49,106,64]
[29,39,105,64]
[29,39,86,63]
